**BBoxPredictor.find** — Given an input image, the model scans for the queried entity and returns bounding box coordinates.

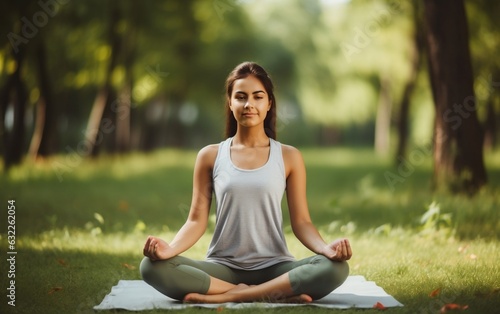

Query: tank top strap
[269,138,285,178]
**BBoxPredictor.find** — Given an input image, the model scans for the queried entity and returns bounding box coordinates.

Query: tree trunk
[115,80,131,153]
[115,6,137,153]
[374,75,392,155]
[28,41,57,159]
[483,69,499,150]
[483,98,496,150]
[84,3,121,157]
[395,1,424,164]
[1,45,27,170]
[423,0,487,193]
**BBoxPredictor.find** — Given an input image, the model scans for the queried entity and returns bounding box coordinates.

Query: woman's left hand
[321,238,352,261]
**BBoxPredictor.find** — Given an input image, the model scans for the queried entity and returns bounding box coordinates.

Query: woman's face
[229,75,271,130]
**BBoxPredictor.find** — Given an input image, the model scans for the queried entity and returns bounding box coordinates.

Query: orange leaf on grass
[373,302,387,310]
[429,288,441,298]
[118,201,129,212]
[122,263,136,270]
[48,287,63,294]
[440,303,469,313]
[57,259,68,267]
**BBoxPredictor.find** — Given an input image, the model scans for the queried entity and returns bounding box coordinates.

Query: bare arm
[143,145,218,261]
[283,145,352,261]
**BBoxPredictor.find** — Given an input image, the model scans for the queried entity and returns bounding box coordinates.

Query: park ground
[1,147,499,313]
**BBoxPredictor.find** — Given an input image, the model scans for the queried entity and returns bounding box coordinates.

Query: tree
[394,0,424,164]
[423,0,487,193]
[86,3,119,156]
[28,40,58,159]
[1,3,31,170]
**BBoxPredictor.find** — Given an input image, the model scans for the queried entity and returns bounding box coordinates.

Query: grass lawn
[1,147,499,314]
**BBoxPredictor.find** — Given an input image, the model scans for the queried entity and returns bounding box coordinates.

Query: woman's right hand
[143,235,174,261]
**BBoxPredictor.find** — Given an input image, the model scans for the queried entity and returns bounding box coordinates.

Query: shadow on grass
[1,247,141,314]
[1,165,196,237]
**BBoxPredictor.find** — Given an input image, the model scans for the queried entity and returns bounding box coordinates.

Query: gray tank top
[206,137,295,270]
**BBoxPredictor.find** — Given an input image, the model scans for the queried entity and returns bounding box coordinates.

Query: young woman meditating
[140,61,352,303]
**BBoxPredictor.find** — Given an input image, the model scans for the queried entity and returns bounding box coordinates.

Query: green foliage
[1,0,499,153]
[419,201,454,238]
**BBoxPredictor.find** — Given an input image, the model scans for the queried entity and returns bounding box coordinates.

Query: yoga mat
[94,275,403,310]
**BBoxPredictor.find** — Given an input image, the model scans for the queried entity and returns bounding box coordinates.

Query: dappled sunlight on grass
[16,227,214,260]
[1,147,499,313]
[301,147,394,168]
[4,149,198,183]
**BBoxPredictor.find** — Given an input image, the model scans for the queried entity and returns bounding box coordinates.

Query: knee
[140,256,183,300]
[139,257,155,284]
[139,256,209,301]
[323,257,349,287]
[292,255,349,300]
[315,255,349,284]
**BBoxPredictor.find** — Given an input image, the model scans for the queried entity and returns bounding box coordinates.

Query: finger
[345,239,352,259]
[146,237,158,257]
[151,244,157,261]
[149,239,156,255]
[337,240,347,259]
[143,236,153,256]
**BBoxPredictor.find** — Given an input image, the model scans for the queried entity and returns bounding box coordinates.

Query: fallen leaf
[440,303,469,313]
[122,263,136,270]
[57,259,68,267]
[48,287,63,294]
[373,302,387,310]
[118,200,129,212]
[429,288,441,298]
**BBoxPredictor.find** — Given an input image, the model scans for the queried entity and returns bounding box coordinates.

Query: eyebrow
[235,90,266,94]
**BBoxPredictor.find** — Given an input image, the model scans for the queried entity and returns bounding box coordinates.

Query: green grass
[1,147,499,314]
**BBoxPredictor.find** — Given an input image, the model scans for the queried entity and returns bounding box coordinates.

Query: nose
[244,101,253,109]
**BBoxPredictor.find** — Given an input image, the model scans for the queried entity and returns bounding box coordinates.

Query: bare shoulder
[280,144,305,175]
[281,144,303,161]
[196,144,219,167]
[199,144,219,156]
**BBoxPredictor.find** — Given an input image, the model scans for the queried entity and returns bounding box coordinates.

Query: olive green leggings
[140,255,349,301]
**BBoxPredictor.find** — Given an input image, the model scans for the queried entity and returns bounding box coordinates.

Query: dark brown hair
[224,62,277,139]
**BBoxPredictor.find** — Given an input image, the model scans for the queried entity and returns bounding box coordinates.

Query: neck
[233,128,270,147]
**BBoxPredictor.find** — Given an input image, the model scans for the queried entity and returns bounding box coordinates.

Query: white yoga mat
[94,275,403,310]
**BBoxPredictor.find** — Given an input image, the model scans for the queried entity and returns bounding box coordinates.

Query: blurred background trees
[1,0,499,193]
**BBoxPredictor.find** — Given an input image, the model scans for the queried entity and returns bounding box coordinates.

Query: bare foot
[184,284,251,303]
[183,289,313,304]
[184,292,235,303]
[275,294,313,303]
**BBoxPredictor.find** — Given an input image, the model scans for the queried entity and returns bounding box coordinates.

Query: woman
[140,61,351,303]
